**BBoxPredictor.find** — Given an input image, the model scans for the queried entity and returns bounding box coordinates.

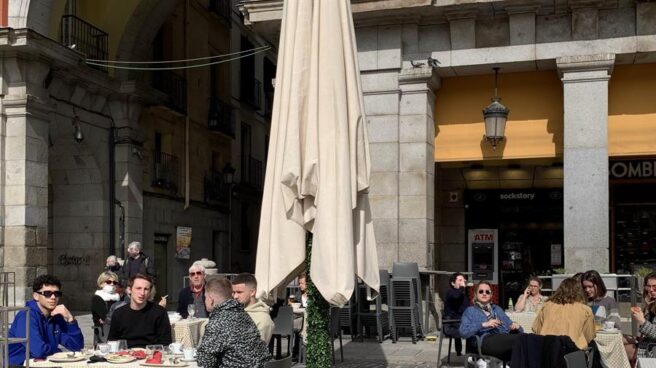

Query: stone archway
[48,109,111,308]
[8,0,53,34]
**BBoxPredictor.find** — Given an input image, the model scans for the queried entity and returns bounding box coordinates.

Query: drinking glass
[146,345,164,359]
[187,304,196,319]
[118,339,128,352]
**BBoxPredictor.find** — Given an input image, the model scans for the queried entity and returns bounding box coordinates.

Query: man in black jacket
[122,241,156,284]
[177,264,207,318]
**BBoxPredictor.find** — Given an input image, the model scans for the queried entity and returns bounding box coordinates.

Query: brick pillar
[108,89,144,258]
[1,57,51,304]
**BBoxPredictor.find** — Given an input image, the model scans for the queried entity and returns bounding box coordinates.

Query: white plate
[597,328,620,333]
[180,358,195,363]
[106,354,137,364]
[48,353,87,363]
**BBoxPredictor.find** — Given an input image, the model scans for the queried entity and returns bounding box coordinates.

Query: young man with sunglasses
[177,264,208,318]
[7,274,84,365]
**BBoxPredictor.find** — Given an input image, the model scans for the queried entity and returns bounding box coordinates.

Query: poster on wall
[176,226,192,259]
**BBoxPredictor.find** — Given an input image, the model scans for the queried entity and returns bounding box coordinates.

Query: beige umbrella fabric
[255,0,379,307]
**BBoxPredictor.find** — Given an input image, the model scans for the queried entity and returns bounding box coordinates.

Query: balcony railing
[60,15,108,72]
[209,0,232,26]
[152,71,187,114]
[242,157,263,189]
[152,151,179,192]
[208,98,235,137]
[242,79,262,109]
[204,170,228,203]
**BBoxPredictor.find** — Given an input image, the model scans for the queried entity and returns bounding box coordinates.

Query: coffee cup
[169,342,183,354]
[603,321,615,330]
[107,340,120,353]
[183,348,195,360]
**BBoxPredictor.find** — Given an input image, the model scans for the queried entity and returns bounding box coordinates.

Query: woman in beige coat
[532,277,596,350]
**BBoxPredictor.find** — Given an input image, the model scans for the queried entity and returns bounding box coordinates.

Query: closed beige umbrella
[255,0,379,307]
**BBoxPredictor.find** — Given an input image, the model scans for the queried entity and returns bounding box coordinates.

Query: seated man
[177,264,207,318]
[108,274,172,348]
[196,278,271,368]
[232,273,274,343]
[8,274,84,365]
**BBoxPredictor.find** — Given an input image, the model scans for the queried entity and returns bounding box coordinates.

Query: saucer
[180,358,196,363]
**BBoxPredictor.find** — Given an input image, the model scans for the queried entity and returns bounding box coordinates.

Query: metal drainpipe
[109,126,115,257]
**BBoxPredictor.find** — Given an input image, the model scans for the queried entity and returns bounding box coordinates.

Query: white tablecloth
[29,359,199,368]
[505,312,536,332]
[639,357,656,368]
[171,318,208,349]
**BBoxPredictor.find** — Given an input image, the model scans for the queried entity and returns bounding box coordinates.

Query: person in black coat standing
[443,272,469,356]
[122,242,156,284]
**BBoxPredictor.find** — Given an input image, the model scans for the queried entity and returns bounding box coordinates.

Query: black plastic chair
[338,294,358,340]
[437,317,461,367]
[269,306,294,359]
[564,350,587,368]
[358,270,391,343]
[391,262,423,326]
[389,277,422,343]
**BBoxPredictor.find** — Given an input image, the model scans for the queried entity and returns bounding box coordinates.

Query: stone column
[557,54,614,273]
[109,88,144,258]
[1,57,51,304]
[398,67,438,269]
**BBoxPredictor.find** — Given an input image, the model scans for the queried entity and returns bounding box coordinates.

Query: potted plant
[635,266,652,294]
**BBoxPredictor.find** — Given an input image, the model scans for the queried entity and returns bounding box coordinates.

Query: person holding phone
[515,277,548,313]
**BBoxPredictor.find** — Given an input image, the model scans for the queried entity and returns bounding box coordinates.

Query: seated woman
[443,272,469,356]
[532,277,596,350]
[515,276,548,313]
[630,271,656,358]
[459,281,523,362]
[581,270,621,329]
[91,271,121,344]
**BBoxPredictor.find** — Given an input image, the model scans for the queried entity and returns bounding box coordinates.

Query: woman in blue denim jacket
[459,281,523,361]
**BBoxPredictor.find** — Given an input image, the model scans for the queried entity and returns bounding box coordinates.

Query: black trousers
[481,333,520,362]
[443,323,463,354]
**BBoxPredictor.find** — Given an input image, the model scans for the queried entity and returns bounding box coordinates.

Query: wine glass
[187,304,196,320]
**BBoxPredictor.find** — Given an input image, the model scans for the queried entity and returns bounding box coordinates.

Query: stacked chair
[269,306,294,359]
[389,262,423,343]
[357,269,391,342]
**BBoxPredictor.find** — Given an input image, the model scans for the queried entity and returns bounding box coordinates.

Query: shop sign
[610,160,656,179]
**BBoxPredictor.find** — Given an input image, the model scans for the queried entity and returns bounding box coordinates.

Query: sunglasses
[105,280,119,285]
[478,289,492,295]
[36,290,63,298]
[189,271,204,277]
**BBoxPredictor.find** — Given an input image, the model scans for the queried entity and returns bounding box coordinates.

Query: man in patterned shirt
[196,278,271,368]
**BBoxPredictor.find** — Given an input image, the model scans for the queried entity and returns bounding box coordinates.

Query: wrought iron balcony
[208,98,235,137]
[209,0,232,26]
[152,71,187,114]
[60,15,108,72]
[204,170,229,203]
[152,151,179,192]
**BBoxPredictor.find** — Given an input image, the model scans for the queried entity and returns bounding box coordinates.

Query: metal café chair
[269,306,294,359]
[357,269,391,343]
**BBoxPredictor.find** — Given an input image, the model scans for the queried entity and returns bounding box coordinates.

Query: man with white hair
[177,264,208,318]
[105,255,121,273]
[121,241,156,284]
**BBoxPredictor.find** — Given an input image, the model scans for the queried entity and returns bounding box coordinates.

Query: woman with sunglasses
[91,271,121,344]
[459,281,522,362]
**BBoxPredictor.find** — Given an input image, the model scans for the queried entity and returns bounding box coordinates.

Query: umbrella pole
[305,233,332,368]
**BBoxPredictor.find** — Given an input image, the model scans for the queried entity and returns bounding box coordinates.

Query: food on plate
[145,351,163,364]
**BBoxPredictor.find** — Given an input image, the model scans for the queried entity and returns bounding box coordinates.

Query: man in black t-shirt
[108,274,171,348]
